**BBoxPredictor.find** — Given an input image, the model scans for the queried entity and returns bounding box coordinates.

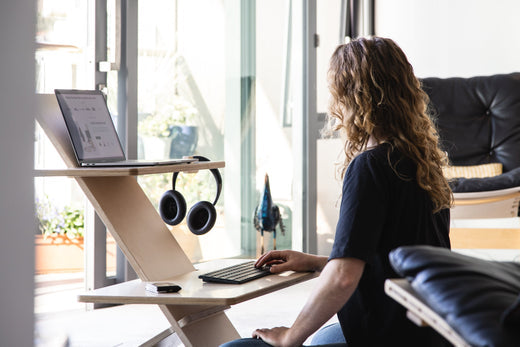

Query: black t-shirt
[329,143,451,347]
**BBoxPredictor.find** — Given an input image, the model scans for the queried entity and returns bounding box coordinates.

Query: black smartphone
[145,282,182,293]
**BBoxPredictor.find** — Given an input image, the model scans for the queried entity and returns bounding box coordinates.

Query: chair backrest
[422,73,520,172]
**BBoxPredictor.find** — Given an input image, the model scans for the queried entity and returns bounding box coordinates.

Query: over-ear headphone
[159,156,222,235]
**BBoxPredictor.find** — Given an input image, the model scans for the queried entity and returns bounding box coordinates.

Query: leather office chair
[422,73,520,249]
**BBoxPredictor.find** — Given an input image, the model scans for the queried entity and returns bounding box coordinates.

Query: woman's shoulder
[347,144,391,178]
[353,143,392,165]
[350,143,414,176]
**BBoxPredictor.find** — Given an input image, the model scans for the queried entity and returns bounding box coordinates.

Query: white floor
[35,274,335,347]
[35,249,520,347]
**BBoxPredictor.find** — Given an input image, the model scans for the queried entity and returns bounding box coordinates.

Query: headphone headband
[172,156,222,205]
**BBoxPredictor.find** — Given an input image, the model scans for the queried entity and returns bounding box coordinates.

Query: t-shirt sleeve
[329,153,389,263]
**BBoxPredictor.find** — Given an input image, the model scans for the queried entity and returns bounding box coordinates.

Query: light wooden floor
[35,274,334,347]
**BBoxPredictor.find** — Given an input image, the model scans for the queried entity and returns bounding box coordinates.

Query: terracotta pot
[35,234,84,274]
[35,234,117,274]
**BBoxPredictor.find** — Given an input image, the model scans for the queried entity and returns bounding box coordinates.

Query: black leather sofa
[422,73,520,192]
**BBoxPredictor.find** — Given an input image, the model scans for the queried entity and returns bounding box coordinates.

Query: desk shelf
[79,259,316,307]
[34,161,225,177]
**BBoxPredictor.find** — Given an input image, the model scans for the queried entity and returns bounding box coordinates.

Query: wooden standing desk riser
[35,94,316,346]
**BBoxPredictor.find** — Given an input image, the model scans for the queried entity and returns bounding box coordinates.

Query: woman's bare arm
[253,257,365,347]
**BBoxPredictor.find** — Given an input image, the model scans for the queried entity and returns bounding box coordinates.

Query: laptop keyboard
[198,261,272,284]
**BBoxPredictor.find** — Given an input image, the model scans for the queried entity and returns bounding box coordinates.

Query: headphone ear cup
[186,201,216,235]
[159,190,187,226]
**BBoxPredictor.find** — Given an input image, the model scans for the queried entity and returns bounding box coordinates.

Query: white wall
[316,1,520,255]
[0,1,36,346]
[375,0,520,78]
[317,139,344,255]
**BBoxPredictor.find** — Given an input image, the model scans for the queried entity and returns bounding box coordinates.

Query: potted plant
[34,196,117,274]
[138,98,199,159]
[34,196,85,274]
[36,196,84,240]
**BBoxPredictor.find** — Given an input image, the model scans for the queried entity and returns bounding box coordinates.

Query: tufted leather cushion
[389,245,520,347]
[449,166,520,192]
[422,73,520,173]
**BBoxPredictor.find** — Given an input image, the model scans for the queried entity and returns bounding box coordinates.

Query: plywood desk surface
[79,259,317,306]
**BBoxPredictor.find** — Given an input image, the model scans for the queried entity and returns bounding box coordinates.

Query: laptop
[55,89,197,167]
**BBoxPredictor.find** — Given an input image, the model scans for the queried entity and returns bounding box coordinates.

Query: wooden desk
[78,259,315,346]
[78,259,315,307]
[36,94,315,346]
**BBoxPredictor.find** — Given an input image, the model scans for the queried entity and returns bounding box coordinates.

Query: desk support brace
[160,304,240,347]
[139,327,175,347]
[177,305,232,328]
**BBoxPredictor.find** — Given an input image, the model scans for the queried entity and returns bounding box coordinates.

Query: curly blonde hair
[326,37,452,212]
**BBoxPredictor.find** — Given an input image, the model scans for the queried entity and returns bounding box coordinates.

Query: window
[136,0,306,260]
[35,0,95,251]
[35,0,316,286]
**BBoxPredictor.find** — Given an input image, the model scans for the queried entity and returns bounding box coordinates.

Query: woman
[222,37,452,347]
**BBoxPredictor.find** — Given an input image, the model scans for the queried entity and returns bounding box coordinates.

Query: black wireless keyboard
[198,261,272,284]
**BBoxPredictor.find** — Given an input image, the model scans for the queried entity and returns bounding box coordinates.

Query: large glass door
[134,0,310,260]
[35,2,321,312]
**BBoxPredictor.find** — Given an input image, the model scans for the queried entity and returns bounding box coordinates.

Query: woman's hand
[252,327,295,347]
[255,250,328,273]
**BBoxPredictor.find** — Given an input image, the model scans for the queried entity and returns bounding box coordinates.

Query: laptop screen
[55,89,126,164]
